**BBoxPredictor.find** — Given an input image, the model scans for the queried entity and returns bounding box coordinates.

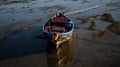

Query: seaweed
[101,13,120,34]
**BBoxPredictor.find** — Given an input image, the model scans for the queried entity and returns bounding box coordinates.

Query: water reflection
[47,38,74,67]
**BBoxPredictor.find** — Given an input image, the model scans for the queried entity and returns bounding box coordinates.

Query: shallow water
[0,0,120,67]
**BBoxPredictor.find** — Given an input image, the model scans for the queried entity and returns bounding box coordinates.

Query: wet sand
[0,0,120,67]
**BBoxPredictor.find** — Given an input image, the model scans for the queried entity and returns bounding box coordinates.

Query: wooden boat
[42,13,74,47]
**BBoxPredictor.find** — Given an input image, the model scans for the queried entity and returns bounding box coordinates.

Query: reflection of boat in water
[42,13,74,46]
[47,38,74,67]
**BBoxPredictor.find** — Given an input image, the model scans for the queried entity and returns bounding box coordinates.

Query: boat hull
[42,13,74,46]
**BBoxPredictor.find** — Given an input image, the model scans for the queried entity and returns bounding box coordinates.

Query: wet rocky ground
[0,0,120,67]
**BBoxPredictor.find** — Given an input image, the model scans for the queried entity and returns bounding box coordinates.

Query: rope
[64,1,119,15]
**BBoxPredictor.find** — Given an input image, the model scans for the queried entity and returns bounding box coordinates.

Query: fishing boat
[42,13,74,47]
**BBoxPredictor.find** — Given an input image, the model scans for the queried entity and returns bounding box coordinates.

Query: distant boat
[42,13,74,47]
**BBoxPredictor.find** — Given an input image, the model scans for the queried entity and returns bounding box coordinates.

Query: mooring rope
[64,5,101,15]
[64,1,119,15]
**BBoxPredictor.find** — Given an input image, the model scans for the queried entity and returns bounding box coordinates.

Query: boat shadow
[47,38,74,67]
[0,34,48,61]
